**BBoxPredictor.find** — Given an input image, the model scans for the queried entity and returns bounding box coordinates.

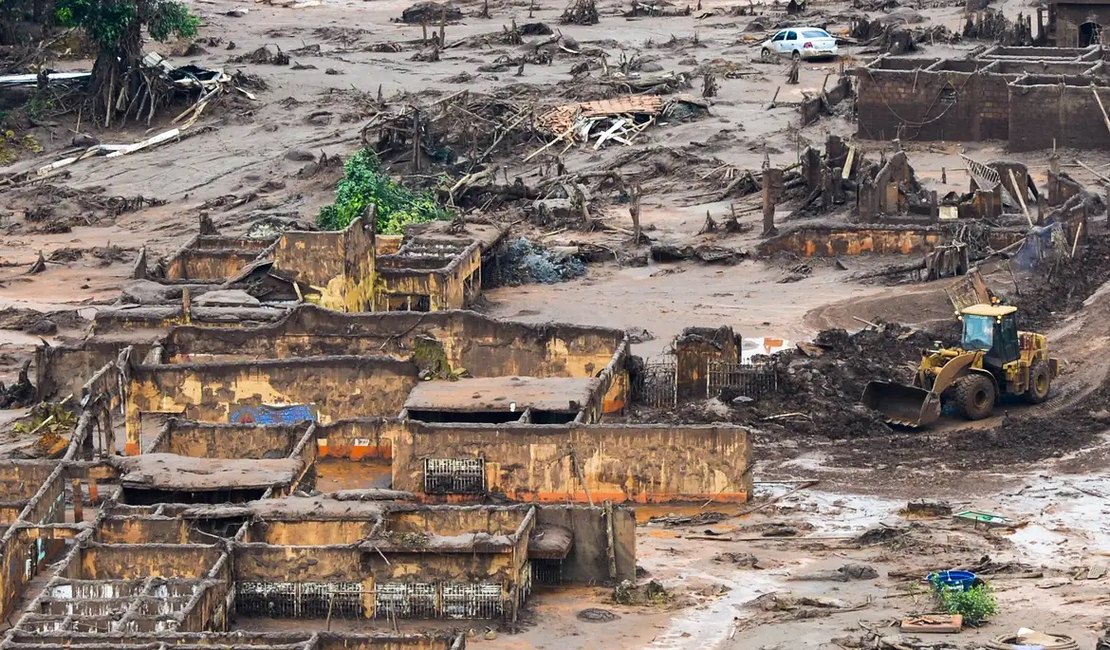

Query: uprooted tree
[55,0,199,125]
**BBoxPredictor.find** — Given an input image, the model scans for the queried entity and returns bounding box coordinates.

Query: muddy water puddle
[997,473,1110,565]
[315,458,392,491]
[645,570,783,650]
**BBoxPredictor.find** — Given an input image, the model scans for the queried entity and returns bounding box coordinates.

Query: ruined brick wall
[1009,81,1110,150]
[165,250,263,282]
[760,225,945,256]
[148,420,304,458]
[314,418,398,460]
[235,545,367,583]
[78,543,222,579]
[247,520,378,545]
[378,243,482,311]
[856,69,1011,141]
[125,356,418,454]
[1047,170,1086,205]
[164,307,627,381]
[273,217,377,312]
[392,422,752,504]
[0,461,62,512]
[535,505,636,582]
[35,340,157,402]
[387,507,526,537]
[800,76,852,126]
[0,462,67,619]
[674,327,740,400]
[1055,4,1110,46]
[96,517,201,544]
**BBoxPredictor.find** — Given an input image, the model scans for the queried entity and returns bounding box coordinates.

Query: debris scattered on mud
[561,0,599,25]
[0,361,35,409]
[648,511,727,527]
[1015,232,1110,330]
[632,321,941,438]
[613,579,671,606]
[854,525,909,546]
[231,45,290,65]
[713,552,762,568]
[577,607,620,622]
[487,238,587,286]
[400,1,462,24]
[792,563,880,582]
[0,307,85,334]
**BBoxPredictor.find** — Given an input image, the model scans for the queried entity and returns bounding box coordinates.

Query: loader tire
[1024,360,1051,404]
[953,374,995,420]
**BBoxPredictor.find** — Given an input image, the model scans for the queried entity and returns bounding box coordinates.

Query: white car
[760,28,839,61]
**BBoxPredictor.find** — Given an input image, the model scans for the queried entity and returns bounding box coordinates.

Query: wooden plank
[842,145,855,180]
[900,614,963,634]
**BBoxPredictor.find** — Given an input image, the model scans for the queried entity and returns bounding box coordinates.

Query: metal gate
[642,357,677,408]
[236,582,364,618]
[706,361,777,399]
[423,458,486,495]
[373,582,503,619]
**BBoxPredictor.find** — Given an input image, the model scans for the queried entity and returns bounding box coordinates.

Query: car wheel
[761,47,773,62]
[791,50,801,61]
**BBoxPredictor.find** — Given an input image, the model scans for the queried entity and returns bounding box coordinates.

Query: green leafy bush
[318,149,449,235]
[55,0,197,49]
[932,580,998,626]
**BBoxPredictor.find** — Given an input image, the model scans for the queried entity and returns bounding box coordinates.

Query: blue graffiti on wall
[229,404,316,425]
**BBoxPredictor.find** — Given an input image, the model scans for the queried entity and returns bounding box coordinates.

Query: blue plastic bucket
[926,570,977,591]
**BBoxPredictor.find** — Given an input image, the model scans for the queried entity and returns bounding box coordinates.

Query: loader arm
[927,352,981,395]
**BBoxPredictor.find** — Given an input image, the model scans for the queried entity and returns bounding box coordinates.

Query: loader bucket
[861,381,941,427]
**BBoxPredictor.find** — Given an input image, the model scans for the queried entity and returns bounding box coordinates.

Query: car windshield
[802,29,830,38]
[962,315,994,351]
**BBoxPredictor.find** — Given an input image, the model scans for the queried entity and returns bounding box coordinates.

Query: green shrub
[932,580,998,626]
[318,149,449,235]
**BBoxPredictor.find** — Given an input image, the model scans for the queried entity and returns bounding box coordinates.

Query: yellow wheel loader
[862,304,1059,427]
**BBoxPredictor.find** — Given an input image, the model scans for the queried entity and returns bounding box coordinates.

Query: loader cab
[960,304,1020,369]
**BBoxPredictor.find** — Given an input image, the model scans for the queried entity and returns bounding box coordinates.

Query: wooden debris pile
[360,91,536,179]
[529,94,709,157]
[625,0,692,17]
[400,1,463,23]
[531,96,664,156]
[962,9,1034,44]
[561,0,599,24]
[1,54,250,187]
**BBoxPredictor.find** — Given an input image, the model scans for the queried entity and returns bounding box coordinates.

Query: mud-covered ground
[2,0,1110,646]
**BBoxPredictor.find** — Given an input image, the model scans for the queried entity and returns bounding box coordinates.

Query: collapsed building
[143,214,504,313]
[855,45,1110,150]
[0,223,757,643]
[34,304,751,505]
[1046,0,1110,46]
[754,134,1096,281]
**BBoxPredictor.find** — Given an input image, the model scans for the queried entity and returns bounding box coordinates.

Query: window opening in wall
[1080,21,1103,46]
[423,458,486,495]
[387,294,432,312]
[938,83,958,107]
